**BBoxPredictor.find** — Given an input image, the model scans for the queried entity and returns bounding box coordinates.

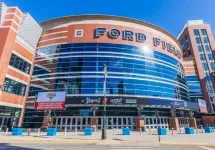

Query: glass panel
[72,118,76,125]
[77,118,81,125]
[118,118,121,125]
[98,118,101,125]
[108,118,112,125]
[82,118,86,125]
[57,118,61,125]
[113,118,117,125]
[67,118,71,125]
[53,118,56,125]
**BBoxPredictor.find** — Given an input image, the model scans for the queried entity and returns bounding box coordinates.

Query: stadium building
[1,2,215,130]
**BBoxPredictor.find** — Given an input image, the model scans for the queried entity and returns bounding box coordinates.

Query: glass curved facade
[29,43,189,101]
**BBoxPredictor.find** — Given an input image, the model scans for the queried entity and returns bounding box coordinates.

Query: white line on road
[110,145,155,150]
[199,146,215,150]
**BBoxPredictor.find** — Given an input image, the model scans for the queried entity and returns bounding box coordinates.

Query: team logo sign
[46,93,56,101]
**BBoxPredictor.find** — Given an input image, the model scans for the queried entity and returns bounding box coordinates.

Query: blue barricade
[12,128,23,136]
[205,126,213,133]
[122,127,130,135]
[157,128,167,135]
[84,127,93,135]
[47,128,57,136]
[184,127,194,134]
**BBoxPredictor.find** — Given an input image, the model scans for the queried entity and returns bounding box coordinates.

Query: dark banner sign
[65,96,148,105]
[148,98,199,109]
[65,96,199,109]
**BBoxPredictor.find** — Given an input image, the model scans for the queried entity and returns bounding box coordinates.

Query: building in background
[0,2,42,129]
[178,20,215,113]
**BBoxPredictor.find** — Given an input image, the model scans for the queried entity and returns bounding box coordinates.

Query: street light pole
[102,63,107,140]
[155,110,160,142]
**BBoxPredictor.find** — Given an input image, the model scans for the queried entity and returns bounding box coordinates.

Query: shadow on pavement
[0,143,40,150]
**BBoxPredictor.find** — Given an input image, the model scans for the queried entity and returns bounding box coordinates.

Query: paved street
[0,130,215,149]
[0,143,215,150]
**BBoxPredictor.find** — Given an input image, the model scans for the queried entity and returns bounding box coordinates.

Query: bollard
[0,128,1,133]
[196,128,198,134]
[64,128,67,136]
[113,128,115,136]
[75,127,77,136]
[213,127,215,132]
[5,128,8,135]
[201,126,204,133]
[140,128,142,135]
[172,128,174,135]
[37,128,40,136]
[28,128,31,136]
[179,128,182,135]
[149,127,151,135]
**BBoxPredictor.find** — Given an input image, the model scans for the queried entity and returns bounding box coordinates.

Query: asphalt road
[0,143,215,150]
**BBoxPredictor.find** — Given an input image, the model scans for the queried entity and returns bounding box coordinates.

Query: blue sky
[2,0,215,38]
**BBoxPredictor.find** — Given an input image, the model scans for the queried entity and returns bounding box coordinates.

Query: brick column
[91,117,97,132]
[189,118,197,129]
[202,116,215,126]
[136,117,144,130]
[169,117,179,130]
[42,111,51,130]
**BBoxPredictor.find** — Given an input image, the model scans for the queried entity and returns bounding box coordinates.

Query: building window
[184,34,190,56]
[196,38,202,45]
[180,40,185,51]
[203,37,209,44]
[200,54,206,61]
[205,45,212,52]
[9,53,31,74]
[208,54,214,61]
[202,63,209,71]
[194,29,200,36]
[2,77,27,96]
[201,29,207,36]
[198,45,204,52]
[185,34,189,41]
[210,63,215,71]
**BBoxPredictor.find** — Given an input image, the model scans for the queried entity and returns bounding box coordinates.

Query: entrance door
[105,116,136,130]
[144,116,170,130]
[52,116,137,131]
[52,116,92,131]
[178,117,189,128]
[0,116,16,130]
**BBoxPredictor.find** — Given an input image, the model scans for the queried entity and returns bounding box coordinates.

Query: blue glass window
[3,77,26,96]
[9,53,31,74]
[31,43,189,101]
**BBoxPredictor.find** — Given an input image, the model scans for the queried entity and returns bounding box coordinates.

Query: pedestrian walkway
[109,145,155,150]
[0,129,215,146]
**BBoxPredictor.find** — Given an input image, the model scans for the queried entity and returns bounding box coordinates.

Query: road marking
[199,146,215,150]
[110,145,155,150]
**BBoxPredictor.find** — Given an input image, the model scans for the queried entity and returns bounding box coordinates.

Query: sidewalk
[0,130,215,146]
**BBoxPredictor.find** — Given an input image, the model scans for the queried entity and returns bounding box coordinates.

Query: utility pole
[102,63,107,140]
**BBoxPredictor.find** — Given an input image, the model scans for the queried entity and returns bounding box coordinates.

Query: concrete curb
[160,142,215,146]
[1,139,215,146]
[0,139,100,143]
